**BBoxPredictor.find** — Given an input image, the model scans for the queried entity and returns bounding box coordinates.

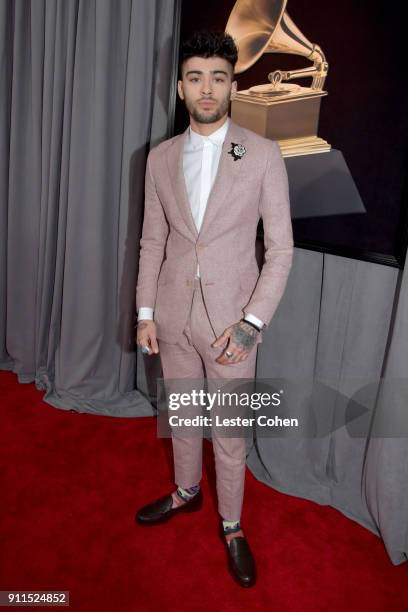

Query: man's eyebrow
[185,70,229,76]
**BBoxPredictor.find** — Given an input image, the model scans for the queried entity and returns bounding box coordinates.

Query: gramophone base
[231,90,331,157]
[278,136,331,157]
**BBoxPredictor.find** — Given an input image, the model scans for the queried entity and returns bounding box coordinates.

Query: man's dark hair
[178,30,238,79]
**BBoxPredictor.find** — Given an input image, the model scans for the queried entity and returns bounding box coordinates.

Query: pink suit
[136,118,293,520]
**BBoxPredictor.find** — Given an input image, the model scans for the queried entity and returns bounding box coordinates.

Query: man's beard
[184,94,230,124]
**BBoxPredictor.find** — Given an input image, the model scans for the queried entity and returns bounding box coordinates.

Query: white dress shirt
[138,117,264,330]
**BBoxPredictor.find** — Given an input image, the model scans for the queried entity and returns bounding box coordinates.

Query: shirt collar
[187,117,230,149]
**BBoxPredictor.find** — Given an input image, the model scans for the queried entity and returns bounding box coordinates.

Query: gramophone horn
[226,0,327,90]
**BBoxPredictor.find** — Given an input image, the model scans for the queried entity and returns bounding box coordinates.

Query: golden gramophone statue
[226,0,330,157]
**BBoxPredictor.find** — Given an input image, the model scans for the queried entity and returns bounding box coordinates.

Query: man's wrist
[243,312,264,331]
[138,306,154,321]
[241,318,262,332]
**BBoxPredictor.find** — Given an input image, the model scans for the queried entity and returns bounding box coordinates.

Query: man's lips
[199,100,216,106]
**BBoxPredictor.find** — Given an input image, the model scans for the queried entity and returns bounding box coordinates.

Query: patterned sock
[176,484,200,502]
[222,519,241,534]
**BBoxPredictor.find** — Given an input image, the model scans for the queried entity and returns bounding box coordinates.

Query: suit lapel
[166,119,248,241]
[166,126,198,240]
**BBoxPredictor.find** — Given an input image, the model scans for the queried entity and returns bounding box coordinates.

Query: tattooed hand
[212,319,259,365]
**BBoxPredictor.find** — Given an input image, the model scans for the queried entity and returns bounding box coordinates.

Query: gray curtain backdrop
[0,0,178,415]
[244,248,408,566]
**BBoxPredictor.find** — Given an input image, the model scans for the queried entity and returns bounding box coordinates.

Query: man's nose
[201,78,212,95]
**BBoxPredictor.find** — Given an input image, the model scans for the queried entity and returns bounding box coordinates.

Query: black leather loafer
[136,489,203,525]
[220,526,257,587]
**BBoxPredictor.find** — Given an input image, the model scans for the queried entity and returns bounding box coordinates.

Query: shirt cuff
[138,307,154,321]
[243,312,264,330]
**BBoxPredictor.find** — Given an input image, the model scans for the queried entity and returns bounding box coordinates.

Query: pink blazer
[136,118,294,345]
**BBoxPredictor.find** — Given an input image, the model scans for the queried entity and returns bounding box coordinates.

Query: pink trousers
[158,276,257,522]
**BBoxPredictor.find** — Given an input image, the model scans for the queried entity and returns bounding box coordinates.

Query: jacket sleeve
[135,151,169,311]
[243,141,294,326]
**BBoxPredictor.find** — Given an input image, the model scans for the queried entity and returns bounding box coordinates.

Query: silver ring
[141,345,150,354]
[225,351,233,358]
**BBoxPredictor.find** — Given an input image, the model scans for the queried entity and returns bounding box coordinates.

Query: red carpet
[0,370,407,611]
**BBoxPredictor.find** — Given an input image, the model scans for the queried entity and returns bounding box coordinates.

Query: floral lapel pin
[228,142,246,161]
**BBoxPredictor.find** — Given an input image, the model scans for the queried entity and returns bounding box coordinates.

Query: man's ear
[230,80,238,100]
[177,80,184,100]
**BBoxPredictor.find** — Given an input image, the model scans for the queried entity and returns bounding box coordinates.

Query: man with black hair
[135,29,293,588]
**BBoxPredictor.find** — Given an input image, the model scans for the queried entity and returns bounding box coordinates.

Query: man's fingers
[229,347,244,361]
[224,340,238,354]
[224,347,245,363]
[216,342,250,365]
[212,328,231,347]
[212,334,227,347]
[149,336,159,354]
[139,336,159,355]
[216,340,235,364]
